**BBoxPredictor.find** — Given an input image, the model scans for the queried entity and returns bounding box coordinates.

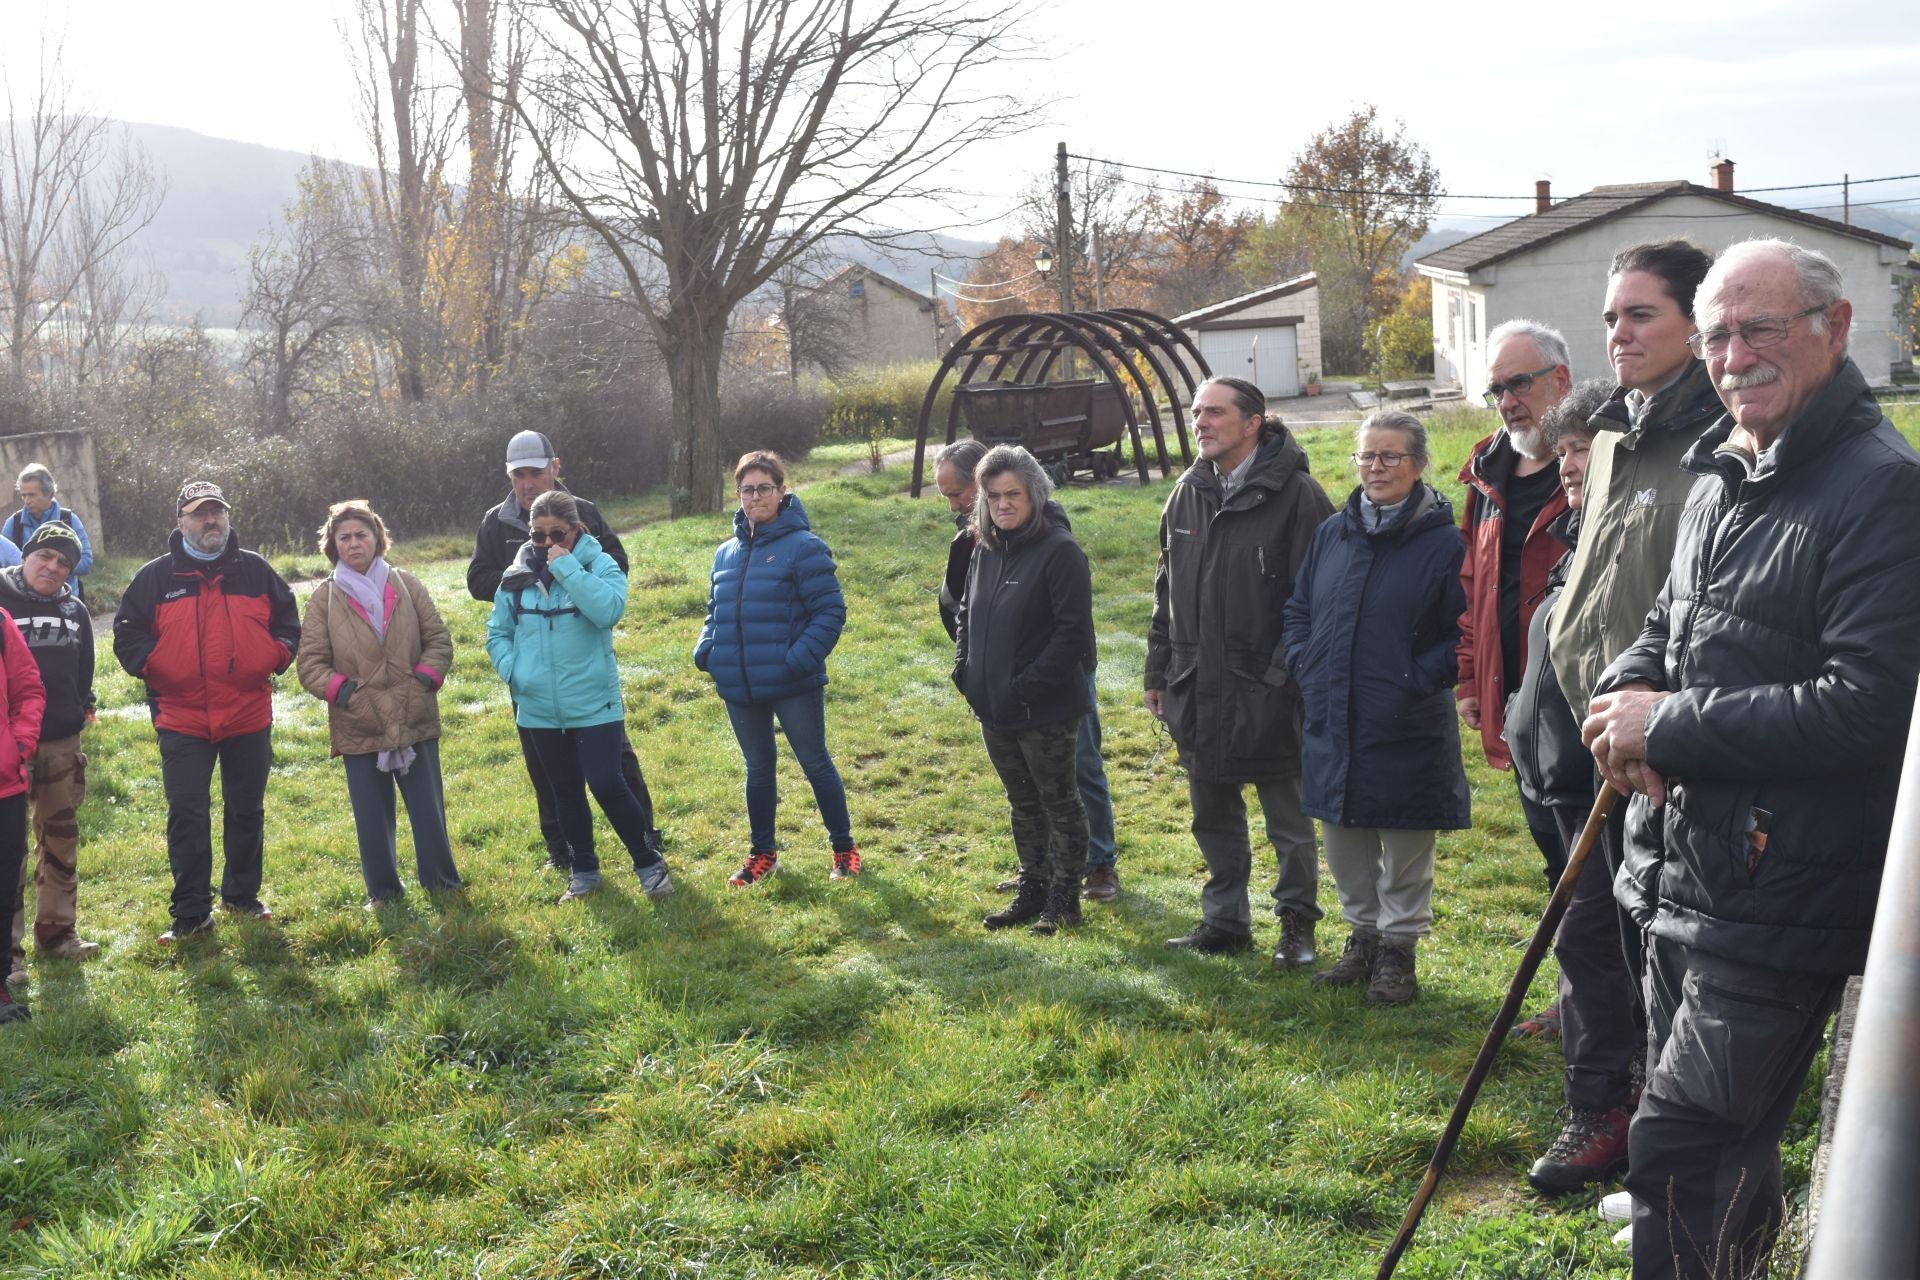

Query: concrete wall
[0,431,104,556]
[1425,195,1910,394]
[1221,281,1324,381]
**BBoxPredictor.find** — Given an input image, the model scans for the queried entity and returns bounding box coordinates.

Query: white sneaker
[1599,1190,1633,1223]
[1612,1222,1632,1246]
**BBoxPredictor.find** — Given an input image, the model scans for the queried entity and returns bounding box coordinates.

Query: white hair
[1486,319,1571,373]
[1698,238,1846,334]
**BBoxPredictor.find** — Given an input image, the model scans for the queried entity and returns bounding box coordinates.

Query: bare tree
[507,0,1036,515]
[772,257,862,383]
[0,49,165,397]
[1142,179,1256,317]
[1018,161,1158,310]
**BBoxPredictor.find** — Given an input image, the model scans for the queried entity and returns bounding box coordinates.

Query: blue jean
[524,721,662,875]
[1076,669,1117,867]
[723,687,854,853]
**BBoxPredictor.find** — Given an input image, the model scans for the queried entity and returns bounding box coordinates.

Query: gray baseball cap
[505,430,556,474]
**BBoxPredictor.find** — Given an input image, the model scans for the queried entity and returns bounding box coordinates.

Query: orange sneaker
[830,848,862,879]
[729,850,779,888]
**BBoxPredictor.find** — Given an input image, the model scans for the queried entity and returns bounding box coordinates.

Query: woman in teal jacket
[487,490,672,902]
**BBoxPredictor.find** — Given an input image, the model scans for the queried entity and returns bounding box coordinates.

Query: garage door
[1198,326,1299,398]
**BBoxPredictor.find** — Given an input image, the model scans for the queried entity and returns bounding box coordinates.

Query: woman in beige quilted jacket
[297,501,463,905]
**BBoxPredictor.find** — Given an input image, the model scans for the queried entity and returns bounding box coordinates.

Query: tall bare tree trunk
[662,321,727,516]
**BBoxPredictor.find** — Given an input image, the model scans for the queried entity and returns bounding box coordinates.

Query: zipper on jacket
[734,524,757,702]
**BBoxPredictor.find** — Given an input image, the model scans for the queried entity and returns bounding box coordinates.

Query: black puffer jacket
[1146,425,1334,782]
[953,513,1093,731]
[1503,510,1590,810]
[1598,360,1920,975]
[0,566,93,739]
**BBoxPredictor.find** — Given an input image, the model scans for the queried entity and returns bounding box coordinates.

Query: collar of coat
[1177,423,1311,501]
[731,492,813,544]
[500,530,604,593]
[1590,358,1722,444]
[1680,357,1881,488]
[1339,481,1452,539]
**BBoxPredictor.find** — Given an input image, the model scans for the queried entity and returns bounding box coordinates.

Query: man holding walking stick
[1584,239,1920,1280]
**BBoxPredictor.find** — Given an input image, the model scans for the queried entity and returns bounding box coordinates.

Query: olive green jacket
[1546,359,1724,713]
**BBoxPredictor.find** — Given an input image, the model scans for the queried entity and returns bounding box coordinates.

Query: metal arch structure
[908,309,1210,497]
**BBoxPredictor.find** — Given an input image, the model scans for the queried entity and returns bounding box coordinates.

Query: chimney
[1710,157,1735,193]
[1535,179,1552,214]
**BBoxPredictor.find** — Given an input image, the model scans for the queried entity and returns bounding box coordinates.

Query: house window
[848,279,865,299]
[1467,298,1479,345]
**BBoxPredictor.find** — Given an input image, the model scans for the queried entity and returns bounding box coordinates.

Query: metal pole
[1093,222,1106,311]
[1055,141,1075,316]
[1804,683,1920,1278]
[930,268,942,357]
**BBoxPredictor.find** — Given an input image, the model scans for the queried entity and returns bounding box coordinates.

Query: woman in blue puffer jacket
[488,489,673,903]
[695,451,859,888]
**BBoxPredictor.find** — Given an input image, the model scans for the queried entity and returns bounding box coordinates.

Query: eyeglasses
[527,527,574,545]
[737,484,779,498]
[1686,304,1830,359]
[1351,451,1412,468]
[1482,363,1559,408]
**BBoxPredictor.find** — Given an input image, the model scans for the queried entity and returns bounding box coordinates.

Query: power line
[934,268,1038,288]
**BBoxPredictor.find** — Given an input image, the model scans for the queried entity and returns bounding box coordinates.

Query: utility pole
[929,268,943,356]
[1055,141,1076,315]
[1092,222,1106,310]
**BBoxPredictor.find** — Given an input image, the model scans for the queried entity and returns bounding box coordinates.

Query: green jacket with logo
[1546,358,1723,713]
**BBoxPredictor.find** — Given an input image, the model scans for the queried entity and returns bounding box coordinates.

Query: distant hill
[1799,204,1920,245]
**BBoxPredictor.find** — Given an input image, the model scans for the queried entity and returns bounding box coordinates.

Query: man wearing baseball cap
[0,522,98,978]
[466,432,661,871]
[112,481,301,943]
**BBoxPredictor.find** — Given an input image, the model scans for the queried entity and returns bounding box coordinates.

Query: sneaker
[1528,1105,1631,1194]
[559,872,602,903]
[1366,938,1419,1004]
[158,915,216,945]
[220,899,273,922]
[1165,922,1254,954]
[1599,1190,1635,1223]
[1272,909,1317,970]
[43,936,102,961]
[830,848,862,880]
[729,850,779,888]
[1313,930,1379,987]
[638,861,675,899]
[0,985,27,1023]
[1511,1000,1563,1040]
[1082,865,1121,902]
[984,878,1048,930]
[5,960,26,988]
[1028,884,1082,936]
[1611,1223,1632,1247]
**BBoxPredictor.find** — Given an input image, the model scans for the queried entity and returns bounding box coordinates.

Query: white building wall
[1428,194,1907,394]
[1218,282,1323,381]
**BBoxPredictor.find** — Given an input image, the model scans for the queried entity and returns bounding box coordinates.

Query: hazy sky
[10,0,1919,240]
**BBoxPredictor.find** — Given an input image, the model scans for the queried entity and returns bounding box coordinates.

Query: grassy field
[4,405,1911,1278]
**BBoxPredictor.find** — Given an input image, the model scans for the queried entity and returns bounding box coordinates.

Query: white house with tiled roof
[1174,273,1323,400]
[1414,160,1914,395]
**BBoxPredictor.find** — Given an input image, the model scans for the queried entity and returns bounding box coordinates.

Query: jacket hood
[1339,481,1452,540]
[1176,422,1312,497]
[1459,427,1553,496]
[0,563,71,604]
[732,492,814,543]
[1589,357,1721,439]
[500,530,604,592]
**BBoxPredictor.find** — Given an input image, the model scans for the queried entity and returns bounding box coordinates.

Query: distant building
[1175,273,1324,400]
[1414,160,1916,394]
[786,266,953,374]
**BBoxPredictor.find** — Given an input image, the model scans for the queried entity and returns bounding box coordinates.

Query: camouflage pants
[11,734,85,964]
[980,718,1088,890]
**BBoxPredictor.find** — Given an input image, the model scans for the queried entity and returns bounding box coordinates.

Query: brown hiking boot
[1528,1105,1632,1195]
[1312,929,1378,987]
[1272,909,1317,970]
[1082,865,1121,903]
[1366,937,1419,1004]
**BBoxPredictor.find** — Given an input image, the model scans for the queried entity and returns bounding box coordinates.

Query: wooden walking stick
[1375,785,1620,1279]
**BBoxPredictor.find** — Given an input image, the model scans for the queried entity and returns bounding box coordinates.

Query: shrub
[819,362,948,470]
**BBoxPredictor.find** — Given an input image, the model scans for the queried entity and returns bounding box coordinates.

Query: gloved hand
[335,679,358,708]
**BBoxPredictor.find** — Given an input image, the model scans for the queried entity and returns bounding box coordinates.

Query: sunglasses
[527,527,575,545]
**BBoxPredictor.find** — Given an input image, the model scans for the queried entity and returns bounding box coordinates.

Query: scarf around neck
[334,557,392,640]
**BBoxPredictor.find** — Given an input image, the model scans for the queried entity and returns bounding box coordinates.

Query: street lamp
[1033,247,1053,278]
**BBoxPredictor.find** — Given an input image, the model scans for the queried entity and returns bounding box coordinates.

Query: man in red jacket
[1457,321,1573,882]
[113,481,301,944]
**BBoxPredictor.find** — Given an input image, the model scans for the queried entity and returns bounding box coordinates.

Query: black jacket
[941,501,1078,642]
[0,567,93,740]
[1598,360,1920,975]
[466,488,628,602]
[1146,426,1334,783]
[953,513,1094,731]
[1503,510,1590,810]
[1284,483,1471,830]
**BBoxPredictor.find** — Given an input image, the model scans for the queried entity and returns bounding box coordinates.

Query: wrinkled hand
[1144,688,1165,720]
[1582,685,1672,806]
[1458,695,1482,730]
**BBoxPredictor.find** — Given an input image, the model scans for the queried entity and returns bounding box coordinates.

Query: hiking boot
[0,985,27,1023]
[984,877,1047,930]
[1273,909,1317,970]
[1366,937,1418,1004]
[43,936,102,961]
[830,847,863,880]
[559,871,602,903]
[1529,1105,1632,1195]
[729,850,779,888]
[1029,884,1083,936]
[158,915,216,945]
[1165,922,1253,954]
[994,873,1021,892]
[1082,865,1121,902]
[220,899,273,922]
[1313,929,1379,987]
[1511,1000,1563,1040]
[638,860,675,899]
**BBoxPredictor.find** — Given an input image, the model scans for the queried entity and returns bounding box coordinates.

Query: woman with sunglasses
[1282,410,1469,1005]
[695,451,859,887]
[486,489,672,902]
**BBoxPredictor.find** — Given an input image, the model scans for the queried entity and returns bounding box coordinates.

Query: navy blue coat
[1283,483,1471,830]
[695,494,846,706]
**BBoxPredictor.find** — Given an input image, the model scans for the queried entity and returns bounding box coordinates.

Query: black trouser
[0,793,26,947]
[1518,774,1567,888]
[1627,935,1845,1280]
[158,726,271,922]
[517,722,652,859]
[524,722,662,876]
[1552,800,1641,1111]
